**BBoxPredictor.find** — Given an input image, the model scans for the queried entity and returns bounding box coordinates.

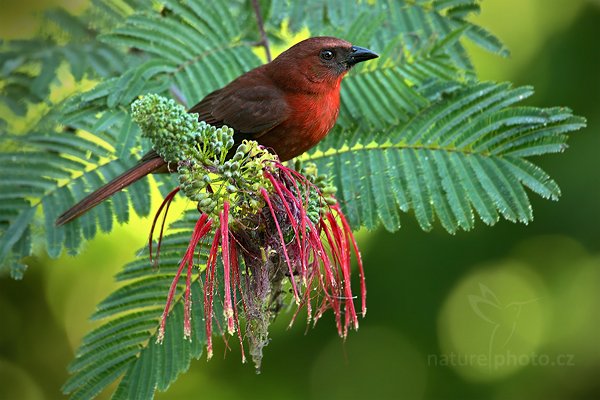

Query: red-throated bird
[56,37,378,225]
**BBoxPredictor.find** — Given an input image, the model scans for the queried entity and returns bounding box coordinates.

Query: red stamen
[149,187,181,265]
[220,201,235,335]
[184,255,193,339]
[264,172,306,279]
[317,220,344,335]
[260,187,300,302]
[326,212,357,334]
[182,216,212,338]
[333,204,366,317]
[204,225,221,360]
[230,241,246,363]
[157,213,209,343]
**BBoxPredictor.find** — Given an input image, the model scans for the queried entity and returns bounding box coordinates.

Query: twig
[169,85,188,107]
[251,0,272,62]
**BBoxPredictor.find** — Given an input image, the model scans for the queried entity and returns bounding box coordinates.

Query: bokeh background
[1,0,599,399]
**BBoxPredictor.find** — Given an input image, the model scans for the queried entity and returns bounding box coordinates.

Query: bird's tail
[56,157,166,226]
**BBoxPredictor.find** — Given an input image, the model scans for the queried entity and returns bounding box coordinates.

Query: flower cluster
[131,94,365,370]
[178,139,277,218]
[131,94,201,164]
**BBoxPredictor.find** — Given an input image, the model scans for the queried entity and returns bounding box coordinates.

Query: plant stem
[251,0,272,62]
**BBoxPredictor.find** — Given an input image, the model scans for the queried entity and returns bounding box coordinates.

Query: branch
[251,0,271,62]
[169,85,188,107]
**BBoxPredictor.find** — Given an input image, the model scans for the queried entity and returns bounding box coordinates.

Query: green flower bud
[325,196,337,205]
[237,144,248,154]
[322,186,337,195]
[199,198,213,208]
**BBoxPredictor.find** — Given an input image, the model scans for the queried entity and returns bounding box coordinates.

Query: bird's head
[269,37,379,90]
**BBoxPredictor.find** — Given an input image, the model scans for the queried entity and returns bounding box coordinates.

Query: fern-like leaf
[306,82,585,232]
[63,211,214,399]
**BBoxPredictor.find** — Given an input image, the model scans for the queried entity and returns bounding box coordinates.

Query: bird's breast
[260,90,340,161]
[290,91,339,134]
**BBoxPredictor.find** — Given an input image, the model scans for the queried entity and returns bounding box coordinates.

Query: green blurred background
[1,0,599,399]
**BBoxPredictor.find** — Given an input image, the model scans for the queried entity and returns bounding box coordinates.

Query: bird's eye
[320,50,335,61]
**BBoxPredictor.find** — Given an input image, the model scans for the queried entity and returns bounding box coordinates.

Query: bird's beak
[346,45,379,67]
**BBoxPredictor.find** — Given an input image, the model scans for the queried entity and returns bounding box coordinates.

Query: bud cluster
[131,94,277,219]
[178,138,277,218]
[131,94,201,163]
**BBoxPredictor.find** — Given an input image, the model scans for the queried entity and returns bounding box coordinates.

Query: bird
[56,36,378,226]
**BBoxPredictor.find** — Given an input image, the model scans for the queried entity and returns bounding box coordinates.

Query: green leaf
[65,210,210,399]
[307,82,585,231]
[0,207,36,265]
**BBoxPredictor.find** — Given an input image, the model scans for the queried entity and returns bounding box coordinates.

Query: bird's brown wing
[188,71,290,139]
[141,74,289,168]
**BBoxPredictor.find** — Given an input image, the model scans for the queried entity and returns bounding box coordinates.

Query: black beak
[346,45,379,67]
